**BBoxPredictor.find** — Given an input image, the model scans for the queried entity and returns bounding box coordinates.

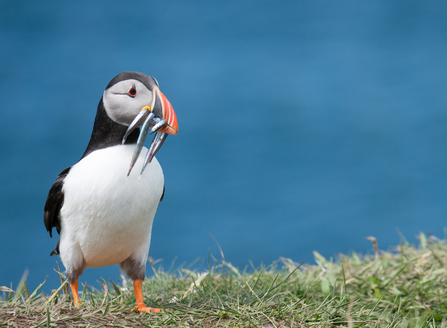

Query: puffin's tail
[50,239,60,256]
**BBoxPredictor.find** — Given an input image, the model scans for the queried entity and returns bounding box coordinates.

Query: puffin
[43,71,178,313]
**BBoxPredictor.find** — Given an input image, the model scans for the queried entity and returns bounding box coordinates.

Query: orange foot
[133,304,162,313]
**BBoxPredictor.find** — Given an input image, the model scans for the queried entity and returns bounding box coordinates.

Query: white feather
[59,145,164,272]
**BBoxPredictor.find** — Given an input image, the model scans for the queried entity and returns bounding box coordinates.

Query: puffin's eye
[127,86,137,97]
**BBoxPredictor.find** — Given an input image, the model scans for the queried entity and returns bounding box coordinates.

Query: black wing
[160,185,165,202]
[44,167,71,238]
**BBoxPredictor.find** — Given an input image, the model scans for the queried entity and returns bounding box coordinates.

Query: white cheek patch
[103,93,138,125]
[103,80,153,126]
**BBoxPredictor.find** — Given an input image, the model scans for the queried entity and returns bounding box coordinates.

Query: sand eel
[44,71,178,313]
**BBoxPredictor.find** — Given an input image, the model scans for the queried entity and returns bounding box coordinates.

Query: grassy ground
[1,233,447,327]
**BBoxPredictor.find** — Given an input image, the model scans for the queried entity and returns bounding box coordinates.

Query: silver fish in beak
[122,86,178,175]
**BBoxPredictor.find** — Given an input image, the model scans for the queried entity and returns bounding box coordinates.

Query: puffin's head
[103,71,178,175]
[103,71,178,133]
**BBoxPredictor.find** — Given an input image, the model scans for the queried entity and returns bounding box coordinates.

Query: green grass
[1,232,447,327]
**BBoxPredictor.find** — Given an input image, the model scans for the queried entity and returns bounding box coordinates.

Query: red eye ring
[127,85,137,97]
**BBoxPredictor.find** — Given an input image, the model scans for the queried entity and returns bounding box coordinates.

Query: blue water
[1,1,447,293]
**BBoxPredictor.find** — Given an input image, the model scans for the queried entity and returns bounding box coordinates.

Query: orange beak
[155,89,178,135]
[151,87,178,135]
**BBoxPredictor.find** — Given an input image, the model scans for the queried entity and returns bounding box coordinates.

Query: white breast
[59,145,164,268]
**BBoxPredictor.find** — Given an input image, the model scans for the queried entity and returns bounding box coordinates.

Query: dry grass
[1,232,447,327]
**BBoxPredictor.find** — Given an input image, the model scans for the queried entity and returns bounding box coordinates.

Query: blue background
[1,1,447,292]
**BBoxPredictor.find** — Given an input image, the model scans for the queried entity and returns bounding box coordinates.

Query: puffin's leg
[133,279,162,313]
[69,280,80,306]
[121,251,165,313]
[66,267,83,306]
[60,240,85,307]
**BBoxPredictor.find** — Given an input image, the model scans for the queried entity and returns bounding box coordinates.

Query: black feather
[106,71,158,91]
[43,167,70,238]
[160,185,165,202]
[50,239,60,256]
